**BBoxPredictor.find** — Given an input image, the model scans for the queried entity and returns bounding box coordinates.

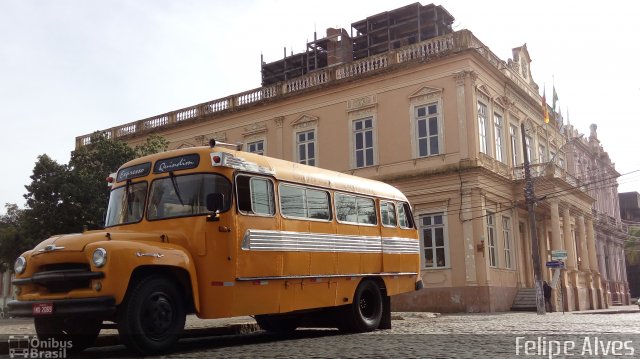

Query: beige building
[77,3,628,312]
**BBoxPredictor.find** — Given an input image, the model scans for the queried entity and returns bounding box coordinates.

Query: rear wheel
[340,279,383,332]
[34,316,101,352]
[255,313,301,333]
[117,275,185,355]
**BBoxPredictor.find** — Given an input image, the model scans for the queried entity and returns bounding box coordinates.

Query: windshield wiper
[169,171,185,205]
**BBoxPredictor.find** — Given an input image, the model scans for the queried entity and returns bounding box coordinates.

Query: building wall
[86,30,618,312]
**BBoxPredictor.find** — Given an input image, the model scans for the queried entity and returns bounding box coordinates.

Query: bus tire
[34,316,101,352]
[340,279,383,333]
[255,314,301,333]
[117,275,185,355]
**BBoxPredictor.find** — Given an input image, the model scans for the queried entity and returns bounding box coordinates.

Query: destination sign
[154,154,200,173]
[116,162,151,182]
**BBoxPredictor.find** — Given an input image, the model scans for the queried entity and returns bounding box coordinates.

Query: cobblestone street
[4,306,638,358]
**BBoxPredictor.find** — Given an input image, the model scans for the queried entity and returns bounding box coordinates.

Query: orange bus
[9,140,422,355]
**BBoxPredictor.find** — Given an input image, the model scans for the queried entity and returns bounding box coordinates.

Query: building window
[502,216,513,269]
[416,103,440,157]
[478,102,489,155]
[487,211,497,267]
[247,140,264,155]
[420,213,447,269]
[296,130,316,166]
[494,112,504,162]
[353,118,374,168]
[538,144,546,164]
[525,136,533,163]
[509,124,520,166]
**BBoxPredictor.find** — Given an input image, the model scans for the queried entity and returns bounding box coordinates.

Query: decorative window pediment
[477,84,492,100]
[409,86,442,104]
[243,121,267,139]
[347,95,377,112]
[291,114,319,130]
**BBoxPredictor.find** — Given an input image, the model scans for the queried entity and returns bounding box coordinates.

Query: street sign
[551,250,568,261]
[546,260,565,269]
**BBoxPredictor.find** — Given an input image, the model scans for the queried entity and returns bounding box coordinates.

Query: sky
[1,0,640,215]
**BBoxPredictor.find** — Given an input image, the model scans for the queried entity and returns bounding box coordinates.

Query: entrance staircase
[511,288,537,311]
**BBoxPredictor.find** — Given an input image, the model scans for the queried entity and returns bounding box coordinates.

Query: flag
[542,89,550,124]
[552,86,559,112]
[556,107,564,131]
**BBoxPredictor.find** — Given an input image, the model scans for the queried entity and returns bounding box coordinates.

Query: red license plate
[32,302,54,316]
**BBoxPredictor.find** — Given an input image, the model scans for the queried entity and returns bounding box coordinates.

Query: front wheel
[34,316,101,352]
[339,279,383,332]
[117,275,186,355]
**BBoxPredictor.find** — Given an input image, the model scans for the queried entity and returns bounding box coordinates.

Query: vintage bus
[9,140,422,355]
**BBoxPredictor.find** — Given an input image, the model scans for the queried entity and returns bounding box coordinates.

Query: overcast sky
[2,0,640,215]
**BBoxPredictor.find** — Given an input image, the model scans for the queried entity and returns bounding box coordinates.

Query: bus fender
[84,241,201,313]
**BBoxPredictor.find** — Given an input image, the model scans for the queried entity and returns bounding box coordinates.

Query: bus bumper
[7,297,116,318]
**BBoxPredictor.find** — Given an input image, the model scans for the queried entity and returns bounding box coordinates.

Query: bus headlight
[14,256,26,274]
[92,248,108,268]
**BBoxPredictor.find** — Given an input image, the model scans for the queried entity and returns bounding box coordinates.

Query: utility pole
[520,123,546,315]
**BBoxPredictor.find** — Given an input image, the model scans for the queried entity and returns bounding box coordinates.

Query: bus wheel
[340,279,383,332]
[255,314,301,333]
[34,316,101,352]
[117,275,186,355]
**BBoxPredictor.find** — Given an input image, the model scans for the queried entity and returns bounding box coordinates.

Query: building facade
[77,4,628,312]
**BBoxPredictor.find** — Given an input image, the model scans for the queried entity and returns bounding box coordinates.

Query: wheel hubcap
[144,293,174,335]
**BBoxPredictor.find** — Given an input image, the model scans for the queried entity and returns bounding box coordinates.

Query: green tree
[134,134,169,157]
[0,204,28,270]
[625,227,640,266]
[69,132,136,229]
[22,154,84,240]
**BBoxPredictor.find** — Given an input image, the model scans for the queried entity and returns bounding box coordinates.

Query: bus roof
[117,145,408,202]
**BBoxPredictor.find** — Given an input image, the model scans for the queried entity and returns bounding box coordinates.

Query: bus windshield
[147,173,232,220]
[105,181,148,227]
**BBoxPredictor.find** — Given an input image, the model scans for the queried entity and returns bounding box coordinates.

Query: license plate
[32,302,54,316]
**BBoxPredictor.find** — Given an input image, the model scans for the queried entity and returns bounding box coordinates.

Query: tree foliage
[0,133,168,269]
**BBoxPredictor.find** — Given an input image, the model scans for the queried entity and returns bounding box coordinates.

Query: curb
[1,322,260,355]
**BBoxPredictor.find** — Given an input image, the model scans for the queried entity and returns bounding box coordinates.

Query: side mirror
[206,193,224,222]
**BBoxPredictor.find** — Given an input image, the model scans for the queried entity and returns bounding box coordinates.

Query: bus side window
[398,202,415,229]
[250,177,275,215]
[236,175,275,215]
[381,201,397,227]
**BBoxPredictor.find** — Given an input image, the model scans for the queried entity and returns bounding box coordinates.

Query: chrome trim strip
[241,229,419,254]
[236,272,419,281]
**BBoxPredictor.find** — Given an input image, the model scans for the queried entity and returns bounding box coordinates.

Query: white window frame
[419,212,449,269]
[487,211,497,267]
[494,112,504,163]
[415,102,442,157]
[538,144,546,164]
[502,216,513,269]
[525,135,533,163]
[247,139,265,155]
[352,117,376,168]
[296,129,316,166]
[509,123,520,167]
[478,101,489,155]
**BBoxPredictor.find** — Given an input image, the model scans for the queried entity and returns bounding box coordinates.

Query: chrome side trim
[241,229,419,254]
[236,272,418,281]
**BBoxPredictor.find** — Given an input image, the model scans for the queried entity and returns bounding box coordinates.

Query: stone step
[511,288,538,311]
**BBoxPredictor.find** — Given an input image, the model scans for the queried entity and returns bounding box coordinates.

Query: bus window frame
[278,182,332,222]
[380,200,398,228]
[105,180,149,228]
[334,192,378,227]
[235,173,277,218]
[146,172,233,222]
[398,201,416,229]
